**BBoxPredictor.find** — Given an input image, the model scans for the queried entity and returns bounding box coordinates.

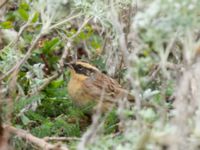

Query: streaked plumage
[67,61,134,112]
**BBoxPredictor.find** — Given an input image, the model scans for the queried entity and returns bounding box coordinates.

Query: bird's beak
[64,62,76,72]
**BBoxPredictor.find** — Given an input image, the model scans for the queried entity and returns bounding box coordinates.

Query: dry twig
[0,0,8,9]
[4,125,69,150]
[44,137,80,142]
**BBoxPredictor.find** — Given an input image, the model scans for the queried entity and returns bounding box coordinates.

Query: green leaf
[0,21,13,29]
[78,31,87,40]
[53,118,81,136]
[91,39,101,49]
[14,94,45,113]
[42,38,61,54]
[50,79,64,88]
[31,12,39,23]
[26,111,47,122]
[104,110,118,134]
[21,114,31,125]
[18,8,29,21]
[19,2,30,10]
[32,121,54,137]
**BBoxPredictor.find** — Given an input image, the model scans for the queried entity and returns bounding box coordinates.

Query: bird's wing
[82,72,134,103]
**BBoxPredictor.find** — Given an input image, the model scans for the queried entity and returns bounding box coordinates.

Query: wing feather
[82,72,134,103]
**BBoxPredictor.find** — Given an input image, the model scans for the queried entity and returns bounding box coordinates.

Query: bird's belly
[67,79,94,106]
[67,78,116,112]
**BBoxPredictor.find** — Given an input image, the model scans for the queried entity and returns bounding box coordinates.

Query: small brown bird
[66,61,134,112]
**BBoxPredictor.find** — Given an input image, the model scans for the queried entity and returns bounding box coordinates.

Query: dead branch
[4,125,69,150]
[110,0,130,67]
[59,43,71,70]
[0,107,9,150]
[0,0,8,10]
[44,137,80,142]
[49,13,83,30]
[0,130,9,150]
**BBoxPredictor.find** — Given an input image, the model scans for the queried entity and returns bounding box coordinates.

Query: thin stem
[49,13,83,30]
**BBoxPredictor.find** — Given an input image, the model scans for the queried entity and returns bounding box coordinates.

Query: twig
[68,16,92,39]
[17,42,71,116]
[0,0,8,9]
[14,22,30,45]
[0,129,9,150]
[4,125,69,150]
[16,72,60,117]
[110,1,142,123]
[110,0,130,67]
[0,32,43,81]
[78,86,116,149]
[28,72,59,96]
[44,137,80,142]
[0,11,81,81]
[59,43,71,69]
[49,13,83,30]
[2,22,30,49]
[136,129,151,150]
[0,102,9,150]
[100,35,108,55]
[124,4,135,45]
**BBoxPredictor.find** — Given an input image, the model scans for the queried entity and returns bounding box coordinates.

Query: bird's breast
[67,77,94,106]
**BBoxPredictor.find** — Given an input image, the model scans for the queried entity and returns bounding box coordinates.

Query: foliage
[1,0,200,150]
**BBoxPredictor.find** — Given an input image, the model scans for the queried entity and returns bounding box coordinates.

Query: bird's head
[65,61,99,80]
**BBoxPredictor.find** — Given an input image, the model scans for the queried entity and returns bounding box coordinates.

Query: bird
[65,61,135,112]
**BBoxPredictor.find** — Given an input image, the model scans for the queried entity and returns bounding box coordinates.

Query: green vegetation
[0,0,200,149]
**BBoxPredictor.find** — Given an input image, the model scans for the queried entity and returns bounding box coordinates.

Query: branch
[0,0,8,9]
[59,43,71,70]
[0,108,9,150]
[44,137,80,142]
[29,40,72,96]
[28,72,59,96]
[4,125,69,150]
[17,42,71,116]
[49,13,83,30]
[68,16,92,39]
[0,12,82,82]
[0,32,43,81]
[110,0,130,67]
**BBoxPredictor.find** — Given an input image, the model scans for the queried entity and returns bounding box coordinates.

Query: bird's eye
[74,65,85,74]
[78,67,83,71]
[74,64,95,76]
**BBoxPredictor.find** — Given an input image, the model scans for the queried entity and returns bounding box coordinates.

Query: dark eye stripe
[72,64,96,76]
